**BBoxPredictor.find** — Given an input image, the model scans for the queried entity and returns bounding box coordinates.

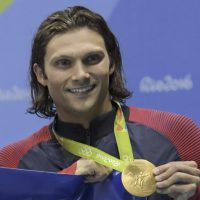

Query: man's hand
[153,161,200,200]
[75,158,112,183]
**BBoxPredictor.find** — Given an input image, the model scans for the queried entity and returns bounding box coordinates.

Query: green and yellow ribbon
[53,101,134,172]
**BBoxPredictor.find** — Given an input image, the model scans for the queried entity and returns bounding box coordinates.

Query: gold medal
[121,159,156,197]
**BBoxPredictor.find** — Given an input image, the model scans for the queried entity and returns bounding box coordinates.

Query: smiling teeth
[69,86,93,93]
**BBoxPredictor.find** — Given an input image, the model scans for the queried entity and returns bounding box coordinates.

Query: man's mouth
[68,85,95,94]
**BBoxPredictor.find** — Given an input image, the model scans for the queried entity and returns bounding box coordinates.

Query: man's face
[35,27,114,124]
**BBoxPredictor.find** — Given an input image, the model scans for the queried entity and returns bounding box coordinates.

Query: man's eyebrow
[50,55,72,62]
[83,50,105,57]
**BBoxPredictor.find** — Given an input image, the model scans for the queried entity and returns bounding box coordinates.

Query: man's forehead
[47,28,104,47]
[45,28,107,59]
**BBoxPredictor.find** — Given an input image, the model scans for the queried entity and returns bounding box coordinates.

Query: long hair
[27,6,132,118]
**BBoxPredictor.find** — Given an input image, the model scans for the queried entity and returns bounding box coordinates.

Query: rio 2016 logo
[0,0,14,14]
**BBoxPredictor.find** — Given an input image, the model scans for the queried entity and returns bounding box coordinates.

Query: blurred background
[0,0,199,147]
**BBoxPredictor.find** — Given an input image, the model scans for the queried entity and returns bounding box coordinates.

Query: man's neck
[57,101,113,129]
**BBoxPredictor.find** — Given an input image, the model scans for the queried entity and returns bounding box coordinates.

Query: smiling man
[34,27,114,128]
[0,6,200,200]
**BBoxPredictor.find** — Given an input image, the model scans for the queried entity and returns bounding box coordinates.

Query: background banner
[0,0,199,147]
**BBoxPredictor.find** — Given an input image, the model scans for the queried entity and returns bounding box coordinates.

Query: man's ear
[33,63,47,86]
[109,63,115,75]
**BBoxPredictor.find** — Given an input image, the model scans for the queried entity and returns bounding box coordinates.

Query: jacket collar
[51,103,129,146]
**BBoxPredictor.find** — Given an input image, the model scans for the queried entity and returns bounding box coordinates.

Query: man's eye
[83,54,103,65]
[54,59,71,68]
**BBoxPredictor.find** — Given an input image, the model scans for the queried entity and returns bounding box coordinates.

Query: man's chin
[72,104,95,114]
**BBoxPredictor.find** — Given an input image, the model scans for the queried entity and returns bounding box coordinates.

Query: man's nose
[71,61,90,81]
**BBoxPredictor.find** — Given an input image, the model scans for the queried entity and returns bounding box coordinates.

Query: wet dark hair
[27,6,132,117]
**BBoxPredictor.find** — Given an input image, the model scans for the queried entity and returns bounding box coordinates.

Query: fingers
[153,161,200,199]
[84,169,110,183]
[156,183,197,199]
[156,172,200,188]
[154,161,200,185]
[84,164,112,183]
[154,161,199,175]
[75,158,112,183]
[75,159,95,176]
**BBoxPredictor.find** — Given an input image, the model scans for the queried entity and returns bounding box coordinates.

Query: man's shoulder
[0,125,52,168]
[127,105,200,163]
[127,105,197,131]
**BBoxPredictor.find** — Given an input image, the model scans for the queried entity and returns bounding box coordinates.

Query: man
[0,6,200,200]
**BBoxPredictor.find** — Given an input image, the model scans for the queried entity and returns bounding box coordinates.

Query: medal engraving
[122,159,156,197]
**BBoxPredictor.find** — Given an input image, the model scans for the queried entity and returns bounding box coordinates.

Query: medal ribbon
[53,101,134,172]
